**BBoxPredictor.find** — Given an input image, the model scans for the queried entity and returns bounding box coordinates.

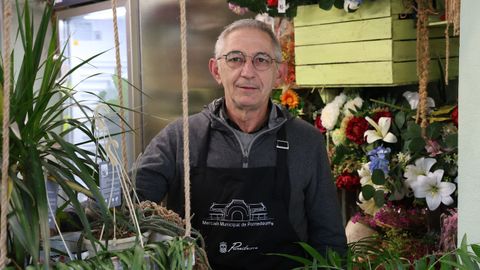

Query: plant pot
[83,231,150,257]
[345,219,376,243]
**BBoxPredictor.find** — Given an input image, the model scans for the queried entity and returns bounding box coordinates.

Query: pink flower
[425,139,443,157]
[228,2,249,15]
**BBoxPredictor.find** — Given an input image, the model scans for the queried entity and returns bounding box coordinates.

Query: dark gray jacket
[136,98,347,255]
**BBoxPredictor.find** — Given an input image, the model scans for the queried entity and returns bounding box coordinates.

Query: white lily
[404,157,437,190]
[403,91,435,110]
[412,169,456,211]
[363,117,398,144]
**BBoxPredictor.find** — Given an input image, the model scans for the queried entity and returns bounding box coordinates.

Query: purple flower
[368,146,391,174]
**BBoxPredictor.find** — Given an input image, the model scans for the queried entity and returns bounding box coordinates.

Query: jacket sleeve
[135,122,180,203]
[305,133,348,257]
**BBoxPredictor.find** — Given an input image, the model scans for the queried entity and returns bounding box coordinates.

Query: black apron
[190,125,303,270]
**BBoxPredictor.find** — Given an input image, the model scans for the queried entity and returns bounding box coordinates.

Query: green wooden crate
[293,0,459,87]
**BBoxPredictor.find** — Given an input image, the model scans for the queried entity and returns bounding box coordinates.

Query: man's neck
[225,102,269,134]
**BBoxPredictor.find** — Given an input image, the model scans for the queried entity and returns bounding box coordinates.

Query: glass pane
[58,6,131,167]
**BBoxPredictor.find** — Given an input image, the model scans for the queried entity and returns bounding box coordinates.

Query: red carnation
[451,106,458,127]
[315,115,327,133]
[336,172,361,190]
[345,116,369,145]
[372,110,393,123]
[267,0,278,7]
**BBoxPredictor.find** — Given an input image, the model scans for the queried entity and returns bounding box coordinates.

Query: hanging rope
[444,0,450,85]
[1,0,12,267]
[179,0,192,238]
[111,0,128,170]
[415,0,434,136]
[444,0,461,85]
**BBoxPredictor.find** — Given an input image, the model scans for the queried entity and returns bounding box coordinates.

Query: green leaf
[395,111,406,129]
[333,0,344,9]
[471,244,480,258]
[362,185,376,200]
[332,144,348,164]
[427,122,442,139]
[445,134,458,149]
[408,137,426,152]
[405,122,422,139]
[372,169,386,185]
[319,0,336,10]
[374,190,385,207]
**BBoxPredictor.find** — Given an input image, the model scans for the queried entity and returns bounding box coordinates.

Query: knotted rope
[415,0,434,135]
[444,0,461,85]
[111,0,128,170]
[179,0,192,238]
[1,0,12,267]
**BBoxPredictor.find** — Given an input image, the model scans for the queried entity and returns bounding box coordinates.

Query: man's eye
[228,57,244,63]
[255,56,270,63]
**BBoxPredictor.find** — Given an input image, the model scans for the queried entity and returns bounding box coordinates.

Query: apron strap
[273,124,290,207]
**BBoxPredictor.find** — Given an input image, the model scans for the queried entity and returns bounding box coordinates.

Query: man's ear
[274,62,287,88]
[209,58,222,84]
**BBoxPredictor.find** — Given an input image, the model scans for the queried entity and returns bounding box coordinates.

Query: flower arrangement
[317,90,458,260]
[227,0,366,17]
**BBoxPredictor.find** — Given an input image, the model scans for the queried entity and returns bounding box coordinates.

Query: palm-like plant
[1,1,112,267]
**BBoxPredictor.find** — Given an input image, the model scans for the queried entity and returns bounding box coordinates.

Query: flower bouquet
[316,90,458,261]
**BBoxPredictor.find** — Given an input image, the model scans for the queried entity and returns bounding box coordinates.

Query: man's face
[209,28,284,112]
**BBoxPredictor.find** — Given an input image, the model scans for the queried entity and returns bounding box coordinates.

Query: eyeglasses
[217,51,279,71]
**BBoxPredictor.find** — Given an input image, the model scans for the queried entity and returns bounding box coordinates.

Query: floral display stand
[293,0,459,87]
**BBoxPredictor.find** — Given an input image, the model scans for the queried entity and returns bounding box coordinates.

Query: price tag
[278,0,287,13]
[99,161,122,208]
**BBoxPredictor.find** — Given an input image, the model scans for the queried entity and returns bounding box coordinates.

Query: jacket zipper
[220,119,287,168]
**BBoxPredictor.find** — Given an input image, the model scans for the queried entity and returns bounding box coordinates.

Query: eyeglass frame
[216,50,281,71]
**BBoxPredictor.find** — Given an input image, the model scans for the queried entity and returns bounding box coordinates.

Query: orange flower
[280,89,299,109]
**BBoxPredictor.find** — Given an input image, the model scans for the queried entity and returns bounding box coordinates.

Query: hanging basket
[293,0,459,87]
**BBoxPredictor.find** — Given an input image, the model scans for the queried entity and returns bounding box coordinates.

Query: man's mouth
[237,85,258,90]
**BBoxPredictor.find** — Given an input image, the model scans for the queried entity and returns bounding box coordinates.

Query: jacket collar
[203,97,290,132]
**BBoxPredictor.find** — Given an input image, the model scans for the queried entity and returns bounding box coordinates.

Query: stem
[369,99,409,112]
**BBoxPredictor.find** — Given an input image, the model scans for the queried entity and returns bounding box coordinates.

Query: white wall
[458,0,480,246]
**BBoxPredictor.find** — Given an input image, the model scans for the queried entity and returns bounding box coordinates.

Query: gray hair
[214,19,282,62]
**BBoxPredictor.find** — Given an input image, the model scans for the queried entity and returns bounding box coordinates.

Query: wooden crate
[293,0,459,87]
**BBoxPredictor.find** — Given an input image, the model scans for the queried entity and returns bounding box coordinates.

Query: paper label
[278,0,287,13]
[99,161,122,208]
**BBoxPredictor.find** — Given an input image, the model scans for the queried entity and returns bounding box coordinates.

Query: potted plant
[1,1,208,269]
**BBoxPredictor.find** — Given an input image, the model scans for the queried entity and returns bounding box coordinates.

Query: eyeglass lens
[224,51,274,71]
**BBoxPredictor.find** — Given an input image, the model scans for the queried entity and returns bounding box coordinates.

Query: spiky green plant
[1,1,113,268]
[272,235,480,270]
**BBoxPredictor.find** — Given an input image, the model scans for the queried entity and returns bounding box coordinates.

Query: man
[136,19,346,269]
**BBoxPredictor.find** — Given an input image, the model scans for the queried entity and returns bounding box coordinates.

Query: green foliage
[51,238,202,270]
[371,169,386,185]
[0,1,127,267]
[275,235,480,270]
[361,185,375,200]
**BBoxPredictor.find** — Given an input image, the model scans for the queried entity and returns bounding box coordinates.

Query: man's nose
[240,58,256,78]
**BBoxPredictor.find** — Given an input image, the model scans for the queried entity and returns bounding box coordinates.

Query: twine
[178,0,192,238]
[111,0,128,170]
[444,0,450,85]
[1,0,13,267]
[444,0,461,85]
[415,0,433,135]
